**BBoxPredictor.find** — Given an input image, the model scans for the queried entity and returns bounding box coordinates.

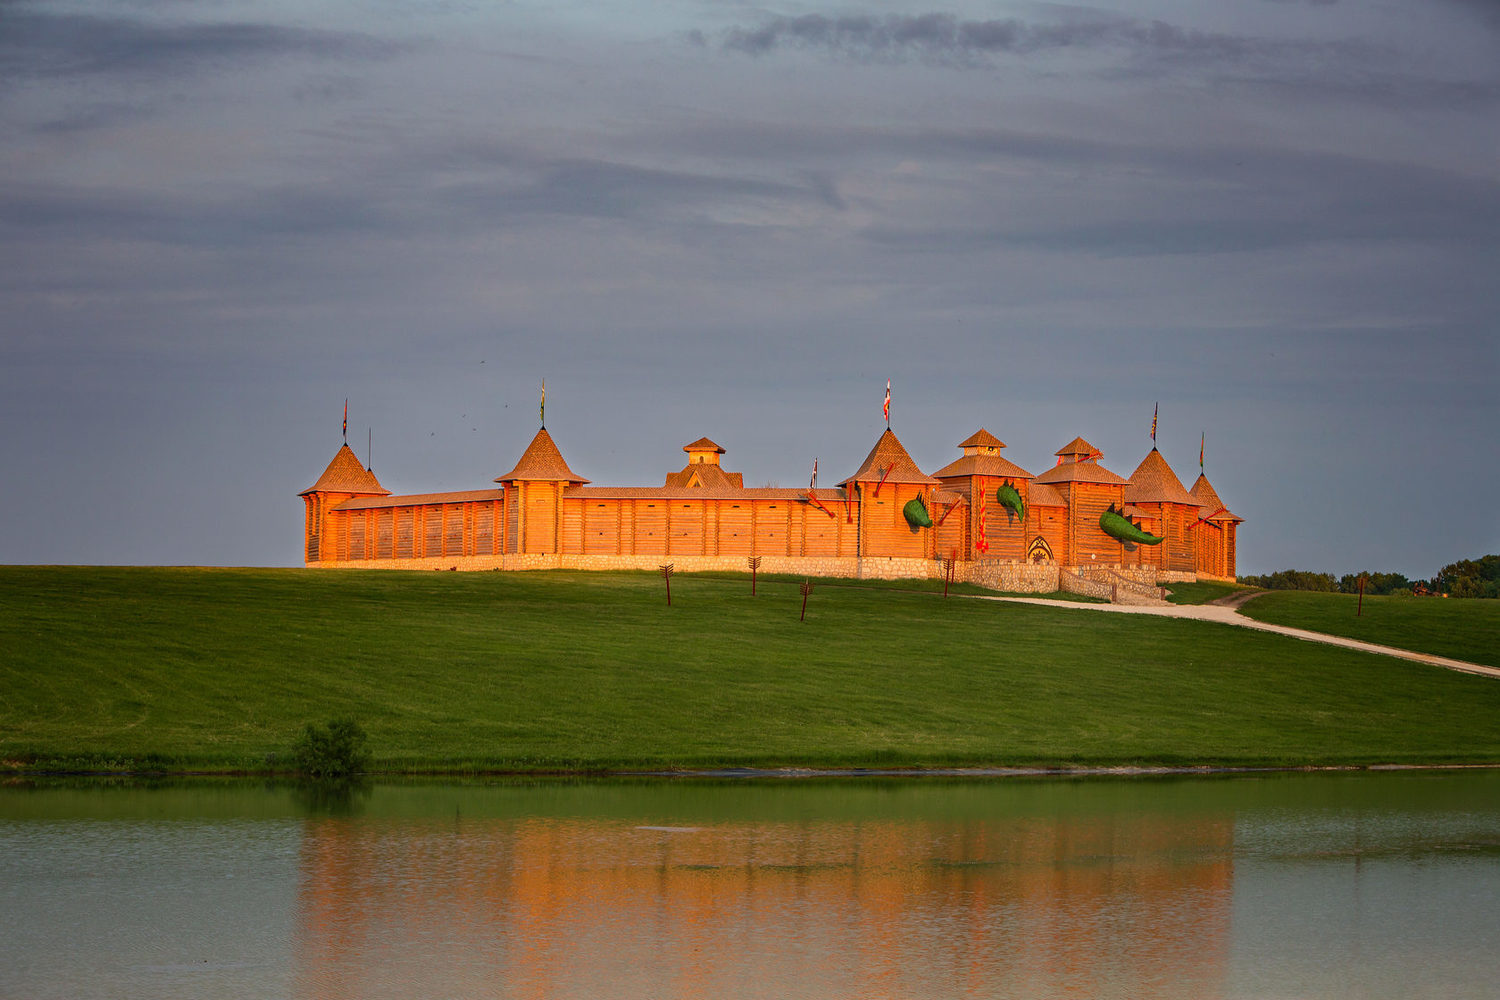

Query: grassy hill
[3,566,1499,773]
[1240,590,1500,668]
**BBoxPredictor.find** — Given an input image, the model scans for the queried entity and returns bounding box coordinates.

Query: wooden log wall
[971,477,1034,561]
[1067,483,1126,565]
[1195,522,1223,578]
[1031,503,1068,564]
[555,494,858,560]
[859,483,929,560]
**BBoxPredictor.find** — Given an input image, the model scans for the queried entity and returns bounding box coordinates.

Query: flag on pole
[1151,402,1158,444]
[540,379,546,428]
[342,400,348,443]
[810,458,818,491]
[883,380,891,427]
[1200,432,1205,472]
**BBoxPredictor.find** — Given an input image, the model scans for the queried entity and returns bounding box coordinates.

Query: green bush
[292,718,371,778]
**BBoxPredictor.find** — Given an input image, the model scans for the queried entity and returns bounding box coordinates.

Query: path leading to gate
[965,592,1500,681]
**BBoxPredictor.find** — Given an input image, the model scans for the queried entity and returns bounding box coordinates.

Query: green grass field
[1161,580,1250,605]
[3,566,1499,773]
[1239,590,1500,668]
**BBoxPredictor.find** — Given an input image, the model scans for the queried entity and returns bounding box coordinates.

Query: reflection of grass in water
[1240,589,1500,667]
[4,566,1500,773]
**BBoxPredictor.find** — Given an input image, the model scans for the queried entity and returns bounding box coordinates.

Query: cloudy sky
[2,0,1496,577]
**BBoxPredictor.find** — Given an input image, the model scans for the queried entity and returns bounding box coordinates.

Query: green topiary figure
[1099,505,1164,546]
[903,496,932,528]
[996,481,1026,522]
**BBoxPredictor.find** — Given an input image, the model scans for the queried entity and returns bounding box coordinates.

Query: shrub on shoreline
[292,718,371,778]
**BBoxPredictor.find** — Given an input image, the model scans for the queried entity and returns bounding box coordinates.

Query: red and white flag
[883,380,891,426]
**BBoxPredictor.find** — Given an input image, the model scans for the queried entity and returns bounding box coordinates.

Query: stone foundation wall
[309,552,948,581]
[1154,570,1200,584]
[308,552,1192,598]
[310,551,1083,593]
[965,559,1060,593]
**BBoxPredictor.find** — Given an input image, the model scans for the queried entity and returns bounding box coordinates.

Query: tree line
[1239,554,1499,598]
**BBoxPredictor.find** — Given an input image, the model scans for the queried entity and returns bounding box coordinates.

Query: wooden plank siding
[859,483,929,561]
[632,500,667,556]
[753,500,788,555]
[582,501,619,555]
[669,500,706,556]
[1067,483,1127,565]
[978,478,1033,562]
[718,503,753,556]
[802,499,843,556]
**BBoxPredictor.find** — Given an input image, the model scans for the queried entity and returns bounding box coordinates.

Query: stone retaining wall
[309,552,1197,599]
[965,559,1060,593]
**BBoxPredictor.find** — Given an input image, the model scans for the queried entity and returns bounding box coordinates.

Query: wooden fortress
[300,421,1240,596]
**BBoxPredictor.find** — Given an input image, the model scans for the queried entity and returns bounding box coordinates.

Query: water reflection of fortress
[301,417,1241,593]
[294,810,1234,999]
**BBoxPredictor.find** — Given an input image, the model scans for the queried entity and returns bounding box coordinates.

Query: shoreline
[8,761,1500,782]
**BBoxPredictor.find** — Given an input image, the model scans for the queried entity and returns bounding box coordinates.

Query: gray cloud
[711,7,1500,109]
[0,182,394,250]
[719,10,1320,66]
[0,6,404,80]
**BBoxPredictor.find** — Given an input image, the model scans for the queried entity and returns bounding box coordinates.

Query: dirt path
[1207,589,1264,611]
[965,593,1500,681]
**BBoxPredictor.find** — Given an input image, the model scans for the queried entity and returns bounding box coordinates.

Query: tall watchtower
[494,428,589,554]
[299,444,389,563]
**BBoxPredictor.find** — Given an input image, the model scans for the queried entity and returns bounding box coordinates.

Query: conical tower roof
[958,428,1005,450]
[1034,436,1126,485]
[299,444,389,496]
[933,428,1031,479]
[1055,436,1101,460]
[1189,473,1242,521]
[840,428,939,487]
[682,437,725,454]
[1125,448,1201,506]
[495,427,590,484]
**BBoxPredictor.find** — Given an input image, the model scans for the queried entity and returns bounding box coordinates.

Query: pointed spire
[494,427,589,483]
[300,444,390,496]
[1124,448,1201,506]
[840,428,938,486]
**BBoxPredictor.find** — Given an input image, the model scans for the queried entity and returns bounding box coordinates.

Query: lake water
[2,771,1498,999]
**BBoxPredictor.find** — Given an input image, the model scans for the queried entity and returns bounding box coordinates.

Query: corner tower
[1188,471,1243,580]
[299,444,390,564]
